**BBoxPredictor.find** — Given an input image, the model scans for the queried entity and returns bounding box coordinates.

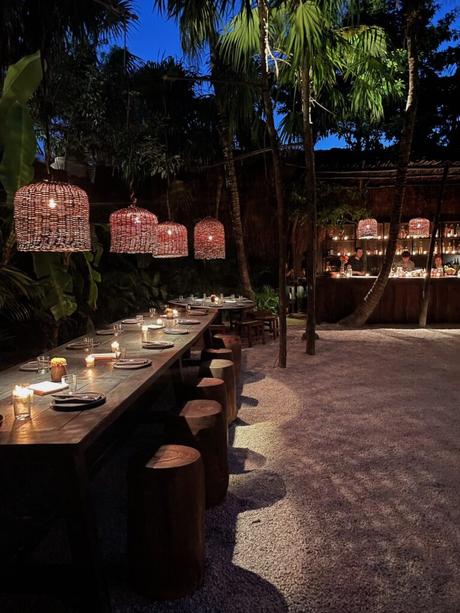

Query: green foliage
[255,285,279,314]
[0,265,39,321]
[32,254,78,321]
[0,51,42,204]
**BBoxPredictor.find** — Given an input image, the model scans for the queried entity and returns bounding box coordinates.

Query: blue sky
[112,0,459,150]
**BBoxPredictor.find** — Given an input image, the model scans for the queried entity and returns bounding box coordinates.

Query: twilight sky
[110,0,460,150]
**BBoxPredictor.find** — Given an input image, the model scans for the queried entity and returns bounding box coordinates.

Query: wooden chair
[234,316,265,347]
[128,444,205,600]
[254,310,279,339]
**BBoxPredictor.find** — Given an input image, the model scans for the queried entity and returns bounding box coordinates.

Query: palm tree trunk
[217,108,255,300]
[299,65,317,354]
[340,3,419,327]
[419,163,449,326]
[257,0,287,367]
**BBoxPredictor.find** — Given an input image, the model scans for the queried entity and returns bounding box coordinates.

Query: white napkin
[28,381,69,396]
[93,353,117,360]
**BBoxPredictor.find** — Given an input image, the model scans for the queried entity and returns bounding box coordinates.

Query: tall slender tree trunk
[300,65,317,354]
[210,45,255,301]
[340,2,419,327]
[217,109,255,300]
[258,0,287,368]
[419,163,449,326]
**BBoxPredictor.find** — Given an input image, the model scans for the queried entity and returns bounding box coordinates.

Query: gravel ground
[108,324,460,612]
[3,325,460,612]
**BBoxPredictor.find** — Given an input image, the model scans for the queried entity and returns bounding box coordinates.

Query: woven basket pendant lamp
[154,221,188,258]
[357,218,378,240]
[110,202,158,253]
[408,217,430,238]
[194,217,225,260]
[14,180,91,252]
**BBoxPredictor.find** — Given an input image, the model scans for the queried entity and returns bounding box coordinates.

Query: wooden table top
[0,311,216,448]
[169,297,255,311]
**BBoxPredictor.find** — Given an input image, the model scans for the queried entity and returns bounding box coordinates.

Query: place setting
[142,340,175,350]
[66,337,100,350]
[50,392,106,412]
[113,357,152,370]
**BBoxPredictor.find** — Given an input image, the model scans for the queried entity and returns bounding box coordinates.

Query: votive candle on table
[111,341,121,357]
[156,318,164,327]
[13,385,33,420]
[85,354,95,368]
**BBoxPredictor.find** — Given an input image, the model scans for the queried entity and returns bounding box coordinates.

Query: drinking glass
[13,385,33,420]
[179,295,184,301]
[136,314,144,327]
[186,303,191,313]
[149,307,157,318]
[83,337,94,352]
[62,374,77,394]
[37,354,50,374]
[113,323,122,336]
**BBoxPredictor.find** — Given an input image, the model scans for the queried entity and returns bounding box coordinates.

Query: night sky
[110,0,460,150]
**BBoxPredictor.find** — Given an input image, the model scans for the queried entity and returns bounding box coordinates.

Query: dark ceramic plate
[19,361,39,371]
[66,341,100,350]
[51,393,106,412]
[113,359,152,369]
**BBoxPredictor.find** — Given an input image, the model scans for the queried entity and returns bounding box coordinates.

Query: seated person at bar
[434,254,443,272]
[347,248,365,275]
[398,250,415,272]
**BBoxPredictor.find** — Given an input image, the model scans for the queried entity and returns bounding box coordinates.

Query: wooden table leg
[64,451,111,612]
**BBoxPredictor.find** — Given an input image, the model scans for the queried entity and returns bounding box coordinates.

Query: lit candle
[156,318,164,327]
[85,354,95,368]
[172,309,179,318]
[13,385,33,420]
[111,340,120,353]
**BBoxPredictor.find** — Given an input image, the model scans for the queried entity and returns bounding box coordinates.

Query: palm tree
[153,0,255,300]
[221,1,396,358]
[339,0,421,326]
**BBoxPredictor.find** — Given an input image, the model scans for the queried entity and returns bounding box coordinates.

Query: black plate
[96,329,114,336]
[51,393,106,412]
[19,361,39,371]
[113,359,152,369]
[66,341,100,350]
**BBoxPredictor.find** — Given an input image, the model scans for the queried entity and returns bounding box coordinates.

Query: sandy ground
[3,324,460,612]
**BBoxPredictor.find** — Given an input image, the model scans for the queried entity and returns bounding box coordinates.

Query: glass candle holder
[13,385,33,420]
[111,340,120,354]
[85,355,95,368]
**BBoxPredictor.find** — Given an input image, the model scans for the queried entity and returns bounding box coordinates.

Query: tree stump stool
[175,399,228,508]
[183,376,228,426]
[201,347,233,363]
[128,444,205,600]
[199,359,237,424]
[213,334,242,385]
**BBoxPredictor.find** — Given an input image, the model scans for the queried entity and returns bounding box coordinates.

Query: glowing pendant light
[155,221,188,258]
[194,217,225,259]
[14,180,91,252]
[408,217,430,238]
[110,203,158,253]
[357,218,378,239]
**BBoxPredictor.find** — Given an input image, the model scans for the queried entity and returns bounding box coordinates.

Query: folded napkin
[93,353,118,360]
[28,381,69,396]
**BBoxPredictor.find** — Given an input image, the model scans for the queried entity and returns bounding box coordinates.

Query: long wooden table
[0,310,216,610]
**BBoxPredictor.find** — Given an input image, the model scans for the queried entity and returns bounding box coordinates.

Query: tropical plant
[255,285,279,314]
[153,0,256,301]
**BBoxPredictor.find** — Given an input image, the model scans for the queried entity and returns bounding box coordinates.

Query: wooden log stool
[128,444,205,600]
[174,399,228,508]
[201,347,233,363]
[199,359,237,424]
[213,334,242,385]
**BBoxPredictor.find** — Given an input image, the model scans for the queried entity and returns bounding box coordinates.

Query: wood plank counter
[316,277,460,324]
